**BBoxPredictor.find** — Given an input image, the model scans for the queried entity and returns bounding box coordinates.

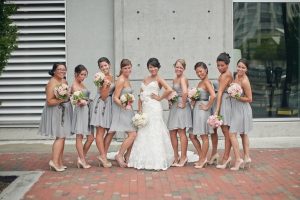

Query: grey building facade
[0,0,299,137]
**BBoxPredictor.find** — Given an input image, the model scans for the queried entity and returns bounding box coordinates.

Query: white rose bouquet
[94,71,110,88]
[70,90,87,105]
[132,113,148,128]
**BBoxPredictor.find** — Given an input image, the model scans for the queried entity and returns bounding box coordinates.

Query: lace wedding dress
[127,81,174,170]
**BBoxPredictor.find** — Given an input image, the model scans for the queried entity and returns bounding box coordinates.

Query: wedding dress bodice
[139,81,163,113]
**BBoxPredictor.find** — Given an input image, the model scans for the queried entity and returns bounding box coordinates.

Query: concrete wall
[66,0,114,97]
[114,0,234,113]
[114,0,234,81]
[1,0,298,139]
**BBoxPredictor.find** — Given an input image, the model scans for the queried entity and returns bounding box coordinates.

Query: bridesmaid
[207,80,220,165]
[229,58,253,170]
[90,57,115,168]
[214,52,233,169]
[38,63,73,172]
[71,65,94,169]
[167,59,192,167]
[189,62,216,168]
[108,59,137,167]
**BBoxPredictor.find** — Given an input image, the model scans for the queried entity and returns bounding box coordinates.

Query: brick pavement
[0,148,299,200]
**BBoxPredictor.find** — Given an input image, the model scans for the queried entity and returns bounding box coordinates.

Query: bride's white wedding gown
[127,81,174,170]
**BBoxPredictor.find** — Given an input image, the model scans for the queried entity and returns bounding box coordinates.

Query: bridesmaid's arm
[113,78,125,108]
[46,81,64,106]
[152,76,172,101]
[214,74,230,115]
[239,77,252,103]
[179,77,188,108]
[200,80,216,110]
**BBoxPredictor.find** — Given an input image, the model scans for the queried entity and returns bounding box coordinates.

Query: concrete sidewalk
[0,137,300,200]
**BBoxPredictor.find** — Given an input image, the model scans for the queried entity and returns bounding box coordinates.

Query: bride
[127,58,174,170]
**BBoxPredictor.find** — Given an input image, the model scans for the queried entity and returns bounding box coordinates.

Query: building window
[233,2,300,118]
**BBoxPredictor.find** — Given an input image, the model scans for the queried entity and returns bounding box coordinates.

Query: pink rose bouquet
[207,115,223,128]
[167,91,179,105]
[227,83,243,99]
[188,88,201,101]
[54,83,69,100]
[120,93,135,110]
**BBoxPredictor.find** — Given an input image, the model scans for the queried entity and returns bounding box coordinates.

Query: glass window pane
[233,2,300,118]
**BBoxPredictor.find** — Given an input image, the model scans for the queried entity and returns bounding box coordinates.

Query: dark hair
[194,61,208,73]
[237,58,249,69]
[97,57,110,67]
[48,63,66,76]
[118,58,132,76]
[74,64,88,75]
[217,52,231,65]
[147,58,161,69]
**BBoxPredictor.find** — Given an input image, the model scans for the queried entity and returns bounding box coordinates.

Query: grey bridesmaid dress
[191,88,210,135]
[167,83,192,130]
[38,100,73,138]
[90,84,115,129]
[230,91,253,133]
[71,89,93,135]
[108,87,136,133]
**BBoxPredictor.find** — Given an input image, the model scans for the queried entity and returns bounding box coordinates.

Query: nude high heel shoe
[194,158,208,169]
[174,157,188,167]
[244,157,252,169]
[77,158,91,169]
[208,153,220,165]
[115,155,127,168]
[97,156,112,168]
[49,160,65,172]
[216,157,232,169]
[171,157,180,167]
[230,159,244,171]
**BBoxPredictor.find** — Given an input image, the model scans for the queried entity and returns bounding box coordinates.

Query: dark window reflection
[234,2,300,118]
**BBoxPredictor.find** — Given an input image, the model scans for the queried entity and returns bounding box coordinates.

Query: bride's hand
[151,93,160,101]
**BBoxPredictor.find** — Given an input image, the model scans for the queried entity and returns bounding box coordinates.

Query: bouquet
[54,83,69,100]
[132,113,148,128]
[188,88,201,101]
[120,93,135,110]
[167,91,179,105]
[70,90,86,105]
[227,83,243,99]
[207,115,223,128]
[93,71,109,88]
